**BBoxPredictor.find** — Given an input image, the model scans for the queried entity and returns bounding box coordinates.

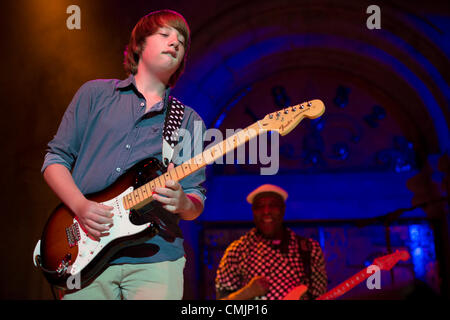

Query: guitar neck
[316,266,373,300]
[122,122,262,210]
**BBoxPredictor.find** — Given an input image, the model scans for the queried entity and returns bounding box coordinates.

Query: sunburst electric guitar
[282,250,411,300]
[33,100,325,288]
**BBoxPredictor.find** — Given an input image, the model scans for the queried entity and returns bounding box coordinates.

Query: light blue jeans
[61,257,186,300]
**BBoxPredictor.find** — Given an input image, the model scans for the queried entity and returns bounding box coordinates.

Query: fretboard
[122,122,262,210]
[316,265,375,300]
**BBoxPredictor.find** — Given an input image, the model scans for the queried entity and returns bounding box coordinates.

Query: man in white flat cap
[215,184,328,300]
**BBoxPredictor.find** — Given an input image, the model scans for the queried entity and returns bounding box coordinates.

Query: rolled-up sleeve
[41,82,93,174]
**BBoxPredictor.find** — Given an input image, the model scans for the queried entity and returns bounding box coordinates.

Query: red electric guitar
[283,250,411,300]
[317,249,411,300]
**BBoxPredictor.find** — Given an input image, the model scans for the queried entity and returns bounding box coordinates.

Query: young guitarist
[41,10,206,299]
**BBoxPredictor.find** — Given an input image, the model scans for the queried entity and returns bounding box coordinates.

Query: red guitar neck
[317,266,372,300]
[316,251,408,300]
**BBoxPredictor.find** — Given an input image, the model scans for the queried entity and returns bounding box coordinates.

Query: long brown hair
[123,10,190,87]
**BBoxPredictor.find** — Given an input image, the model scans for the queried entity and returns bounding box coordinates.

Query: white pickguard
[69,187,150,275]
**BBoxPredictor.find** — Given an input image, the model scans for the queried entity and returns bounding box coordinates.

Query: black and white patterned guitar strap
[162,93,185,167]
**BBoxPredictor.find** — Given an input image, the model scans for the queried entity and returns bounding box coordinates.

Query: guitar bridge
[56,254,72,276]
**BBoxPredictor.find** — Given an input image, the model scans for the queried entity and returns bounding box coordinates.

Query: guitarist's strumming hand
[74,199,114,241]
[244,275,271,298]
[152,163,204,221]
[42,163,114,241]
[222,275,271,300]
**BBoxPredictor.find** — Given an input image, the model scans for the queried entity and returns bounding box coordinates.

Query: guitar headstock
[373,250,411,271]
[258,99,325,136]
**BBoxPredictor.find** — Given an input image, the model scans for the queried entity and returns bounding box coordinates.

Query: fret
[236,129,252,144]
[162,169,176,183]
[211,144,221,158]
[233,133,242,146]
[182,163,192,176]
[149,180,156,192]
[123,195,133,209]
[142,189,149,203]
[187,154,204,171]
[154,177,162,188]
[216,143,225,159]
[209,145,220,161]
[224,136,235,153]
[217,140,226,156]
[175,165,184,180]
[235,131,245,145]
[128,191,136,206]
[194,153,204,166]
[249,126,259,138]
[227,135,238,150]
[317,267,370,300]
[142,183,151,199]
[159,174,168,187]
[128,192,134,203]
[129,193,136,206]
[169,168,178,181]
[186,161,198,173]
[163,171,171,183]
[186,156,196,166]
[134,190,140,203]
[137,187,145,201]
[133,189,141,204]
[203,148,215,164]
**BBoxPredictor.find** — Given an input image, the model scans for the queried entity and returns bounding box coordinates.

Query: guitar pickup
[65,222,81,248]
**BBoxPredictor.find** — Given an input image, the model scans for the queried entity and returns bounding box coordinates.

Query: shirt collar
[115,74,136,90]
[252,227,291,247]
[116,74,171,112]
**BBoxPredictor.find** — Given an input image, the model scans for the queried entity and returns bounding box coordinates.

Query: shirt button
[116,168,121,173]
[140,102,145,107]
[125,144,131,149]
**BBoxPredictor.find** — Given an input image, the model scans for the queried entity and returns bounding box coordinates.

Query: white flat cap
[246,184,288,204]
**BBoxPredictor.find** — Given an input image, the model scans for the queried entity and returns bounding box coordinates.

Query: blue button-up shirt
[42,75,206,264]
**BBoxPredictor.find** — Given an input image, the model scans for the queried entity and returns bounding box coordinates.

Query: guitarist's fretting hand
[74,199,114,241]
[152,163,204,221]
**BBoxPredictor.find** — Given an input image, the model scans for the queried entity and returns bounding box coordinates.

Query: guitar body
[37,157,163,288]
